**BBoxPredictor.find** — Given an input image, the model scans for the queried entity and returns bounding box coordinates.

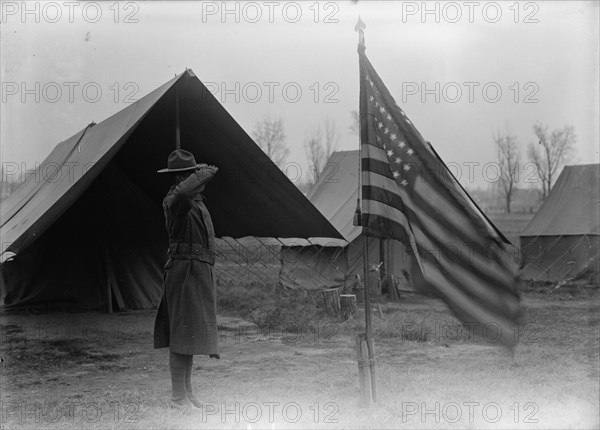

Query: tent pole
[175,88,181,149]
[105,244,113,314]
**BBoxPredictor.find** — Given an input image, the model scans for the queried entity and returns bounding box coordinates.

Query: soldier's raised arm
[173,164,218,200]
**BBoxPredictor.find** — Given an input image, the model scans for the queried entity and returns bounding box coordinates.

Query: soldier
[154,149,220,409]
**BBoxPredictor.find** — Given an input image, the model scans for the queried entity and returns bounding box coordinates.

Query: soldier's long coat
[153,171,218,356]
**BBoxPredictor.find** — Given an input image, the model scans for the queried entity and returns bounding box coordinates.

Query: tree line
[494,122,576,213]
[251,114,343,187]
[252,111,576,214]
[1,114,576,209]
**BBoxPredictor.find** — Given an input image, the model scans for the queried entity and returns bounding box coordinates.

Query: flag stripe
[363,156,483,235]
[416,245,516,346]
[362,170,398,192]
[362,157,393,179]
[417,243,518,322]
[363,199,411,232]
[411,223,519,316]
[362,174,497,261]
[362,155,503,251]
[404,180,489,247]
[404,179,516,273]
[406,191,515,276]
[362,213,411,244]
[361,144,388,163]
[364,184,486,248]
[365,187,516,300]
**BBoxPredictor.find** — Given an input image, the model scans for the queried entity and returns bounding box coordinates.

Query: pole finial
[355,16,366,51]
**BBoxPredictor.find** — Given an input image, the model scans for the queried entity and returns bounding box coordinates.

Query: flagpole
[355,16,377,406]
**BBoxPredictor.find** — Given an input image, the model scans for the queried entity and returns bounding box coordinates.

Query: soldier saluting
[154,149,220,409]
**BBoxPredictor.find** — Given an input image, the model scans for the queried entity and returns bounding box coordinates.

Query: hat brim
[157,164,202,174]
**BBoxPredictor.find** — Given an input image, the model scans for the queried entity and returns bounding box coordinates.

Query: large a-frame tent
[280,150,417,291]
[0,70,342,310]
[519,163,600,282]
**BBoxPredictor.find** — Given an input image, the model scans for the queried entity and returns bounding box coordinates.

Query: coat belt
[168,243,215,265]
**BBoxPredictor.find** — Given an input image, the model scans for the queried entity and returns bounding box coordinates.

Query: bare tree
[322,116,339,159]
[349,110,360,136]
[304,116,339,184]
[493,125,520,213]
[528,123,575,200]
[252,115,289,165]
[304,126,324,184]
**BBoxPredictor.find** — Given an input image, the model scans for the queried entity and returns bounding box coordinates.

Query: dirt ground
[1,289,598,429]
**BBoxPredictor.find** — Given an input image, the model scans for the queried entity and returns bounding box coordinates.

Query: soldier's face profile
[172,170,194,185]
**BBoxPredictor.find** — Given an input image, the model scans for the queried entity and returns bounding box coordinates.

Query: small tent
[280,150,416,291]
[519,164,600,282]
[0,70,342,310]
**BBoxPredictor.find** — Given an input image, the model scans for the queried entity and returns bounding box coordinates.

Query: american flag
[358,51,521,347]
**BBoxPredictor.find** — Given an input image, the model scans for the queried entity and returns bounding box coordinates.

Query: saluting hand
[196,164,218,183]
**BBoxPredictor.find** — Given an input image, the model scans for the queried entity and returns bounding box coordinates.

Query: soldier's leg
[185,355,202,408]
[169,351,190,408]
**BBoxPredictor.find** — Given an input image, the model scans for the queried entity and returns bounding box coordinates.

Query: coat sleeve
[168,168,217,210]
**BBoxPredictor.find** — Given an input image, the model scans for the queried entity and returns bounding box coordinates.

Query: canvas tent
[280,150,417,291]
[519,163,600,282]
[0,69,342,310]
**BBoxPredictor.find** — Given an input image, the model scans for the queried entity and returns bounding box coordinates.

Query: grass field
[1,282,598,429]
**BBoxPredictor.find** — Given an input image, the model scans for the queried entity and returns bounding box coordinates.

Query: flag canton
[364,74,419,189]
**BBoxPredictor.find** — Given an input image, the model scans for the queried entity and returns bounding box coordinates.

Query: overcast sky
[1,1,598,188]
